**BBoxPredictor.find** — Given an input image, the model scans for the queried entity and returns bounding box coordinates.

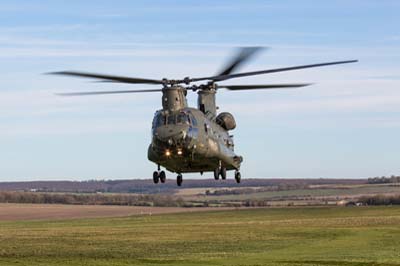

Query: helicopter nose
[155,126,188,146]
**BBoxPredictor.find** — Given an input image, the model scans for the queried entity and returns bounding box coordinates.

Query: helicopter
[51,47,357,186]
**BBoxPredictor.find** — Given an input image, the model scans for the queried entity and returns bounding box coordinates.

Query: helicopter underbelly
[147,142,241,173]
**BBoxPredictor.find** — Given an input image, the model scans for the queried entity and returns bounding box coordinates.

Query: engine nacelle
[216,112,236,130]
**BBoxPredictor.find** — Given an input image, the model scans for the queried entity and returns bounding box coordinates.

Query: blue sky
[0,0,399,181]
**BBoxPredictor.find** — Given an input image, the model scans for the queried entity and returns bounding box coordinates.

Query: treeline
[368,176,400,184]
[4,191,397,208]
[0,191,269,208]
[0,191,185,207]
[0,178,367,194]
[0,191,334,208]
[0,191,271,207]
[359,194,400,205]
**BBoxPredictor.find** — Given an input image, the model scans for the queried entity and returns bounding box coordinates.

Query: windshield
[177,113,189,125]
[154,112,193,127]
[189,113,197,126]
[167,115,175,125]
[152,113,166,128]
[164,113,190,125]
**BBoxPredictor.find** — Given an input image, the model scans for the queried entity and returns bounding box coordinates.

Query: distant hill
[0,178,367,194]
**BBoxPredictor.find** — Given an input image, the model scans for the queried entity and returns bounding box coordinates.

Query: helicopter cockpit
[152,111,197,128]
[152,111,199,146]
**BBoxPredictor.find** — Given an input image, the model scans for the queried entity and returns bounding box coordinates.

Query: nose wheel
[220,167,227,180]
[159,171,166,183]
[213,168,219,180]
[153,170,166,184]
[214,166,227,180]
[177,174,183,186]
[153,171,159,184]
[234,170,241,183]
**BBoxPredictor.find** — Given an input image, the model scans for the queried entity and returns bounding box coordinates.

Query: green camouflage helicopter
[51,47,357,186]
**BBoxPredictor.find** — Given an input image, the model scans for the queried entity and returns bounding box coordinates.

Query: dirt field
[0,203,233,221]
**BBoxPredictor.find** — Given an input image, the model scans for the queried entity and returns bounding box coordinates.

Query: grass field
[0,206,399,266]
[0,203,233,221]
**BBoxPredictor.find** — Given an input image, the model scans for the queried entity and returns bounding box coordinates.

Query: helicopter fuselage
[148,107,242,174]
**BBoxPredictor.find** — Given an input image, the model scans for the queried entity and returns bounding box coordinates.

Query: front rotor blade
[49,71,164,85]
[191,60,358,82]
[56,89,163,96]
[216,47,265,76]
[219,83,312,90]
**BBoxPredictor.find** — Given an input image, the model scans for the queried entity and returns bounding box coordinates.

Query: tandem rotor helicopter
[51,47,357,186]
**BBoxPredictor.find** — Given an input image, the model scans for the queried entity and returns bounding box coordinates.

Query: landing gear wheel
[153,171,159,184]
[213,168,220,180]
[177,174,183,186]
[220,167,227,180]
[159,171,166,183]
[235,171,241,184]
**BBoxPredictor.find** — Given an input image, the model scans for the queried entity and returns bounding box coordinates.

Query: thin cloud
[224,93,400,115]
[0,118,149,137]
[0,24,89,33]
[368,75,400,80]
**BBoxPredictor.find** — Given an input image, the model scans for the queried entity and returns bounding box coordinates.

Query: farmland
[185,183,400,206]
[2,179,400,207]
[0,206,399,266]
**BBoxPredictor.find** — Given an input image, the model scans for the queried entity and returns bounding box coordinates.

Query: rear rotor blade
[191,60,358,82]
[49,71,165,85]
[218,83,312,90]
[216,47,265,76]
[56,89,163,96]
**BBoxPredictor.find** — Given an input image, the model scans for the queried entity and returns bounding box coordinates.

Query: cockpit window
[177,113,189,125]
[153,113,166,128]
[167,115,175,125]
[164,113,190,125]
[156,112,193,126]
[189,114,198,126]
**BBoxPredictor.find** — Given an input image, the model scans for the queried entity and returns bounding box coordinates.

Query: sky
[0,0,399,181]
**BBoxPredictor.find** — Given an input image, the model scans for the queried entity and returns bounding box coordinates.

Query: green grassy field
[1,207,400,266]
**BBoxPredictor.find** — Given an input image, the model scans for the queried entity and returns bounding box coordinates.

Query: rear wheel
[153,171,159,184]
[220,167,227,180]
[159,171,166,183]
[213,168,220,180]
[235,171,241,183]
[177,174,183,186]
